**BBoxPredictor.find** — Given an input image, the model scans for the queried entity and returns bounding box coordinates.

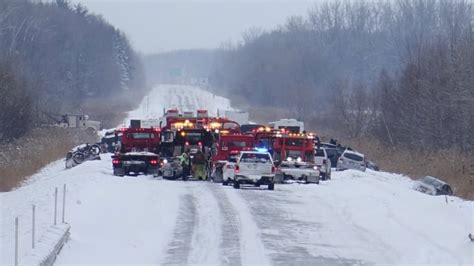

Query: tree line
[0,0,146,141]
[211,0,474,151]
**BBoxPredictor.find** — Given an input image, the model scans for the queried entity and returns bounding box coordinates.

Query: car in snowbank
[336,150,366,172]
[233,151,276,190]
[413,176,453,196]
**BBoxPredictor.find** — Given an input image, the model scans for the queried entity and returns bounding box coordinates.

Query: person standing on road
[180,150,190,180]
[192,150,207,180]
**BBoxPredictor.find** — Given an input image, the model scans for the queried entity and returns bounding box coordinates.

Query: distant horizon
[74,0,315,55]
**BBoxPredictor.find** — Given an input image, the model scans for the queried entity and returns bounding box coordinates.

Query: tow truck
[273,130,320,184]
[111,125,161,177]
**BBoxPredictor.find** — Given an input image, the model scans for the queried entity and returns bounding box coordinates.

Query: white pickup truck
[275,157,320,184]
[233,151,276,190]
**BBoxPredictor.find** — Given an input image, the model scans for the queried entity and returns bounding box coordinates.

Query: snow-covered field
[1,84,473,265]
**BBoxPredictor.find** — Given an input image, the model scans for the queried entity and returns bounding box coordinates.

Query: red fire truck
[272,131,320,183]
[211,133,255,183]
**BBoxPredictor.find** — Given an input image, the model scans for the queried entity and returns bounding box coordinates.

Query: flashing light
[153,128,161,132]
[180,131,186,137]
[163,159,168,164]
[215,129,220,134]
[198,141,202,146]
[112,159,121,164]
[220,130,229,134]
[230,150,239,155]
[258,127,264,132]
[119,128,127,132]
[210,122,222,129]
[150,159,158,165]
[265,127,271,132]
[185,141,190,146]
[256,148,268,153]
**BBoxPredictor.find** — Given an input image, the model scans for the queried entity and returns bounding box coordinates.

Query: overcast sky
[74,0,315,55]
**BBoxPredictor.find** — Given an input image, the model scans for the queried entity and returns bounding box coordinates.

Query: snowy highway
[1,85,473,265]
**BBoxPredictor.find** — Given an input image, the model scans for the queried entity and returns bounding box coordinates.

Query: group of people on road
[178,149,208,181]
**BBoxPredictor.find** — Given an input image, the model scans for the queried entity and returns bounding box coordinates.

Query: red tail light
[112,159,121,165]
[234,165,240,173]
[271,165,276,173]
[198,141,202,146]
[185,141,190,146]
[150,159,158,165]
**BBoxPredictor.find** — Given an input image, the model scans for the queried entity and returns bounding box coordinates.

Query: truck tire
[320,172,327,181]
[233,181,240,189]
[113,168,125,177]
[268,183,275,190]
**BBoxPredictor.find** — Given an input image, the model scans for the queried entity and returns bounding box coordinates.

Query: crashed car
[413,176,453,196]
[65,143,101,169]
[160,157,183,180]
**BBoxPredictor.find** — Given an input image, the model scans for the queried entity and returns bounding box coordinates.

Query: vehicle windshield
[127,133,155,139]
[185,132,202,142]
[421,176,443,187]
[240,153,271,163]
[344,153,363,161]
[224,141,248,148]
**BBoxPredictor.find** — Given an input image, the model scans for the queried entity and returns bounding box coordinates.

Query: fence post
[62,184,67,223]
[15,217,19,266]
[32,205,35,249]
[54,187,58,225]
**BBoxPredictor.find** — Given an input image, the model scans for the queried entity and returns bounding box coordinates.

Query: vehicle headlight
[287,157,292,162]
[296,157,302,162]
[163,159,168,164]
[313,166,319,170]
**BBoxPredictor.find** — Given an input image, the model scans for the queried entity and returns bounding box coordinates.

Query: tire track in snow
[164,193,197,265]
[237,187,367,265]
[223,188,272,266]
[207,184,242,265]
[186,184,221,265]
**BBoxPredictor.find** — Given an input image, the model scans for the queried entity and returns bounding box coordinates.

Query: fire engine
[273,130,320,183]
[211,133,255,183]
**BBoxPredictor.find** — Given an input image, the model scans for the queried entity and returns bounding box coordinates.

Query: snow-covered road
[1,85,473,265]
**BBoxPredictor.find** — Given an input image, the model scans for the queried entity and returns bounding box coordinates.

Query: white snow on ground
[1,84,473,265]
